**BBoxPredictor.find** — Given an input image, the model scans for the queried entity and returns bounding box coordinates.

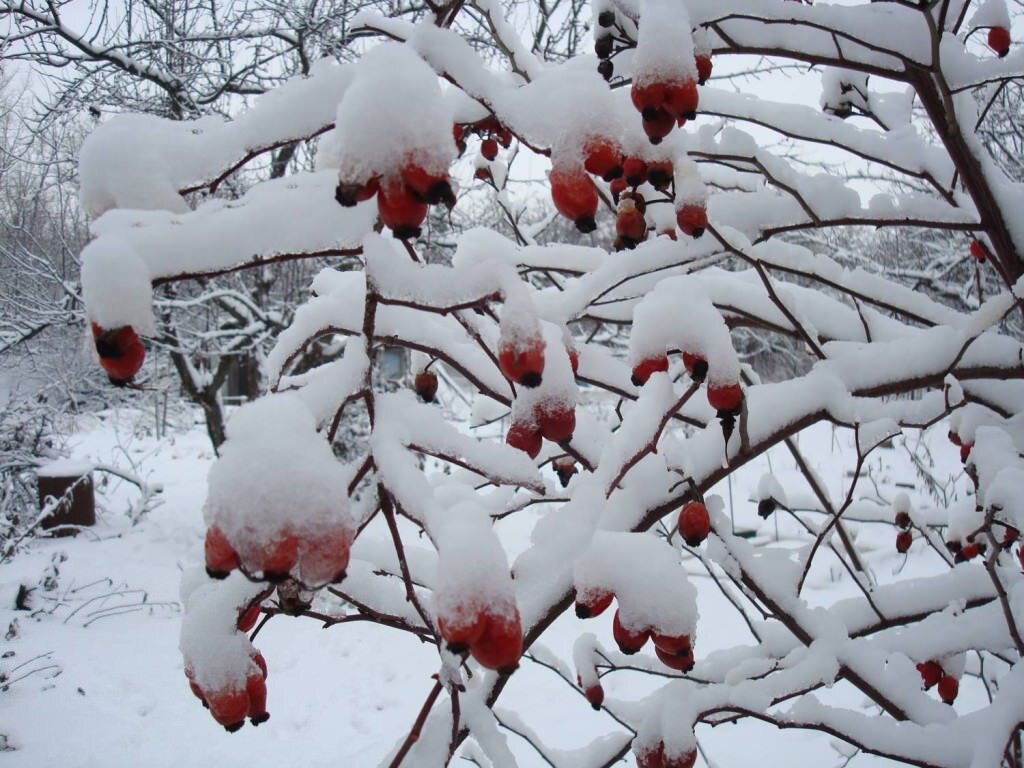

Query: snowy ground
[0,403,976,767]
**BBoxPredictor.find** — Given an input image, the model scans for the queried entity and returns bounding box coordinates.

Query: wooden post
[36,460,95,536]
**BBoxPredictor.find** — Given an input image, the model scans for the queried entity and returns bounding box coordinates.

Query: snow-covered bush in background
[77,0,1024,765]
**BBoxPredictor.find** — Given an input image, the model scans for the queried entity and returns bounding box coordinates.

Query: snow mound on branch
[574,531,697,635]
[633,0,697,85]
[204,394,353,560]
[334,43,456,182]
[80,239,156,335]
[434,501,518,621]
[180,575,263,691]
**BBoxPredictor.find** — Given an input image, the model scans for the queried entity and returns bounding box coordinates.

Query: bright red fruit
[958,542,981,561]
[1003,527,1019,548]
[206,687,250,731]
[696,54,713,85]
[414,370,439,403]
[506,421,543,458]
[623,157,648,187]
[568,348,580,376]
[205,526,240,579]
[896,531,912,554]
[536,402,576,443]
[498,335,545,387]
[938,675,959,704]
[655,642,695,672]
[646,160,673,191]
[377,179,428,240]
[665,749,697,768]
[612,610,650,654]
[635,742,666,768]
[298,525,352,585]
[261,533,299,581]
[439,609,488,653]
[401,164,453,207]
[707,382,743,414]
[960,442,973,463]
[481,137,499,161]
[664,80,699,121]
[643,108,675,144]
[584,683,605,710]
[575,588,614,618]
[335,176,379,207]
[246,674,269,725]
[679,501,711,547]
[682,352,707,381]
[471,610,523,671]
[616,205,647,246]
[676,204,708,238]
[631,81,667,116]
[237,603,261,633]
[895,511,911,530]
[970,240,988,262]
[631,355,669,386]
[550,167,599,233]
[92,323,146,385]
[652,631,691,655]
[584,138,624,181]
[988,26,1011,57]
[948,429,962,446]
[917,660,942,690]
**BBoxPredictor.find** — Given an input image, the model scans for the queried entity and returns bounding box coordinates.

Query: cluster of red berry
[336,161,454,241]
[632,350,744,417]
[204,522,352,587]
[635,743,698,768]
[916,660,960,705]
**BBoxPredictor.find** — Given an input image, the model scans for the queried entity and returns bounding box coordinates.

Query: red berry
[481,137,499,161]
[206,687,250,731]
[335,176,379,207]
[414,370,439,403]
[988,26,1011,57]
[938,675,959,704]
[695,54,713,85]
[237,603,261,633]
[635,742,666,768]
[554,457,577,488]
[970,239,988,262]
[664,79,699,121]
[583,683,605,710]
[896,531,912,554]
[631,355,669,386]
[612,610,650,654]
[948,430,962,446]
[642,108,675,144]
[536,402,576,443]
[584,138,624,181]
[402,164,453,207]
[92,323,145,385]
[616,206,647,245]
[189,680,207,703]
[676,204,707,238]
[959,542,981,561]
[623,157,648,187]
[895,511,911,530]
[246,674,269,725]
[568,348,580,376]
[575,588,614,618]
[470,610,523,671]
[497,127,513,148]
[261,533,299,581]
[439,609,488,653]
[707,382,743,414]
[377,179,428,240]
[960,442,973,463]
[652,631,691,655]
[550,166,599,233]
[631,81,667,115]
[917,660,943,690]
[205,526,240,579]
[679,501,711,547]
[506,421,543,459]
[655,642,695,672]
[682,352,707,381]
[298,525,352,585]
[646,160,673,191]
[610,176,628,202]
[1003,527,1019,548]
[251,651,268,679]
[498,335,545,387]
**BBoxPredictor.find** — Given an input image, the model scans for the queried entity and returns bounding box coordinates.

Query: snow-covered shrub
[77,0,1024,765]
